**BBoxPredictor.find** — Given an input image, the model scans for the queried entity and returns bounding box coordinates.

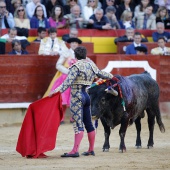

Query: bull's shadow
[88,71,165,152]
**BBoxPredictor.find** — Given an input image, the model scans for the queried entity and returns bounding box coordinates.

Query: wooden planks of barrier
[1,54,169,103]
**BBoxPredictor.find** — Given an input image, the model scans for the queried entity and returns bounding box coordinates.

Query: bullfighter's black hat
[135,46,147,53]
[67,37,82,44]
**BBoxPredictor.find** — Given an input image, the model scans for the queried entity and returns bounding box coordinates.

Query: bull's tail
[156,111,165,133]
[156,117,165,133]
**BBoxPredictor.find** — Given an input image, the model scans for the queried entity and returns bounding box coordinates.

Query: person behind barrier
[8,39,28,55]
[38,27,68,55]
[151,37,170,55]
[126,32,147,55]
[62,28,78,42]
[1,27,27,42]
[34,26,46,42]
[49,46,114,158]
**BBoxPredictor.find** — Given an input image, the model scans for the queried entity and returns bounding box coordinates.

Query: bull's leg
[119,114,129,152]
[135,116,142,148]
[146,108,155,148]
[100,117,111,152]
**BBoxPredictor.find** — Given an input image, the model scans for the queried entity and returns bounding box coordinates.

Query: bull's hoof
[119,147,126,153]
[103,148,109,152]
[135,145,142,149]
[147,145,153,149]
[119,149,126,153]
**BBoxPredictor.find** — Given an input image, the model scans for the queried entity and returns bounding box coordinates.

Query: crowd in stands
[0,0,170,30]
[0,0,170,55]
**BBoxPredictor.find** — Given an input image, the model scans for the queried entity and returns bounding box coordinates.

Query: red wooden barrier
[2,29,169,37]
[1,54,168,103]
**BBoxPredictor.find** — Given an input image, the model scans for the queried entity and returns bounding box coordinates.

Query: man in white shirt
[0,0,15,28]
[1,28,27,42]
[151,37,170,55]
[38,27,68,55]
[26,0,47,19]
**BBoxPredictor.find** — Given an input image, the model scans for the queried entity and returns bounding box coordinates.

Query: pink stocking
[69,131,84,154]
[87,130,96,152]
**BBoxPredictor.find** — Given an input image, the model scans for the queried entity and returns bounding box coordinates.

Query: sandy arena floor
[0,115,170,170]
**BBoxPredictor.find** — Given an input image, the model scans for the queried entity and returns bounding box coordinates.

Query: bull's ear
[105,87,118,96]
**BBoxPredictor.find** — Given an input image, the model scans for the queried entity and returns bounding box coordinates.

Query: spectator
[34,27,47,42]
[5,0,13,13]
[8,39,28,55]
[46,0,64,18]
[38,27,68,55]
[134,4,156,30]
[62,28,78,42]
[49,5,66,29]
[88,7,112,29]
[156,6,170,29]
[1,27,27,42]
[116,0,135,20]
[11,0,21,15]
[105,6,120,29]
[102,0,119,14]
[114,27,148,44]
[63,0,78,15]
[26,0,47,19]
[135,46,147,55]
[30,5,49,28]
[152,22,170,42]
[119,10,135,29]
[64,5,85,29]
[0,0,15,28]
[14,5,30,29]
[134,0,150,17]
[22,0,32,8]
[126,32,147,54]
[151,37,170,55]
[82,0,98,22]
[157,0,170,16]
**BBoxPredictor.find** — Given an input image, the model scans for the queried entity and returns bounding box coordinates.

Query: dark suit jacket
[126,43,147,54]
[8,50,29,55]
[114,35,148,44]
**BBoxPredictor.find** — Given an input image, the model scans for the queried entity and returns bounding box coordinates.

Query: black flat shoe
[61,152,79,158]
[81,151,95,156]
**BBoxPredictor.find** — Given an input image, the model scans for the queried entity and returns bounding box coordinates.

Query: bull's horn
[105,87,118,96]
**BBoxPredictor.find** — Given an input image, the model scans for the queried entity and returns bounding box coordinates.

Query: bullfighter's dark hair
[48,27,57,34]
[74,46,87,60]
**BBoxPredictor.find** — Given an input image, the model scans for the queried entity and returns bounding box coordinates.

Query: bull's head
[88,80,119,120]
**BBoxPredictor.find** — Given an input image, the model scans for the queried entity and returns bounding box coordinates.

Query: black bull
[88,71,165,152]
